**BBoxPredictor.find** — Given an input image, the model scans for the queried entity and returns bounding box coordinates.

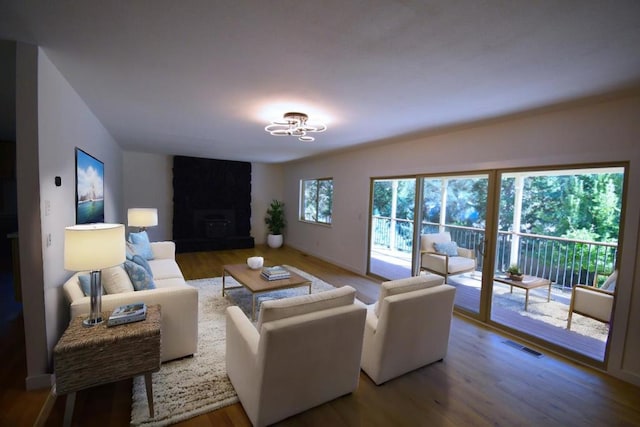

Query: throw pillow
[601,270,617,292]
[101,265,135,294]
[434,241,458,257]
[131,254,153,277]
[124,260,156,291]
[128,231,154,260]
[125,241,138,260]
[78,274,106,297]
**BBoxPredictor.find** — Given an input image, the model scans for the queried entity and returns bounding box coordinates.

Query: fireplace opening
[194,209,236,239]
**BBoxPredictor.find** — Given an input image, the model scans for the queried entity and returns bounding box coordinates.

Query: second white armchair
[361,275,456,385]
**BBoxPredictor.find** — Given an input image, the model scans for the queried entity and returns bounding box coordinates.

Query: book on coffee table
[261,266,291,281]
[108,303,147,327]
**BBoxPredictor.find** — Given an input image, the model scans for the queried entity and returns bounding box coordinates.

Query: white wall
[17,46,124,388]
[123,151,173,241]
[16,42,48,389]
[282,95,640,386]
[121,155,283,245]
[251,163,283,244]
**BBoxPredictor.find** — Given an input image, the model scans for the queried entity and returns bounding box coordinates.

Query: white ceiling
[1,0,640,163]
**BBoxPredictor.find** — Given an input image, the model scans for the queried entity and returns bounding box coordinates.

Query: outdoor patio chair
[419,232,476,282]
[567,270,617,330]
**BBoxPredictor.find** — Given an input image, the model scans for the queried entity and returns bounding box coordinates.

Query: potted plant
[265,199,286,248]
[506,264,524,281]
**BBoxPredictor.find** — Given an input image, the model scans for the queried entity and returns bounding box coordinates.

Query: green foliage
[317,179,333,222]
[518,173,622,242]
[373,179,415,220]
[507,264,522,275]
[499,177,515,230]
[373,181,392,217]
[265,200,285,235]
[303,179,333,223]
[372,170,623,277]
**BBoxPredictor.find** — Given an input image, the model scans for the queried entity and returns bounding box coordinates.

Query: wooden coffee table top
[223,264,310,292]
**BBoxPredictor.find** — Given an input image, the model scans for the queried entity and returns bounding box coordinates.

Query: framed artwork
[75,148,105,224]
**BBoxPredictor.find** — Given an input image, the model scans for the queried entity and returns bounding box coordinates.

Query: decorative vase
[267,234,283,249]
[247,256,264,270]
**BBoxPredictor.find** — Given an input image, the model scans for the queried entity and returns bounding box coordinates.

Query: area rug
[130,266,337,427]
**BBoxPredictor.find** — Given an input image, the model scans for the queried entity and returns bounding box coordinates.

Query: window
[300,178,333,224]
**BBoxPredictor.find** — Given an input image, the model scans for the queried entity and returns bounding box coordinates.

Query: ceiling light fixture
[265,112,326,142]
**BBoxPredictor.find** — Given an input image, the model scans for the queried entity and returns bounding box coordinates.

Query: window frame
[299,177,333,225]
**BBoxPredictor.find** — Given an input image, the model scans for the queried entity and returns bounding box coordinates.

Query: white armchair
[361,275,456,385]
[567,270,617,330]
[226,286,366,427]
[420,232,476,281]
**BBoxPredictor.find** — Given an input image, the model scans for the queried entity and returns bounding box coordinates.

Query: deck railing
[372,216,617,289]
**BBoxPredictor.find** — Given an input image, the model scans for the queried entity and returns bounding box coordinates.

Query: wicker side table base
[34,305,161,427]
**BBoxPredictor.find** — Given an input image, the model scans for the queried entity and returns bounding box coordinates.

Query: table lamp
[127,208,158,232]
[64,223,125,326]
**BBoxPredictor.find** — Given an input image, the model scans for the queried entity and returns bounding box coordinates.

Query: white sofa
[226,286,367,427]
[361,275,456,385]
[63,241,198,362]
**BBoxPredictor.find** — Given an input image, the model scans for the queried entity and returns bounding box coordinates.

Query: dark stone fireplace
[172,156,254,253]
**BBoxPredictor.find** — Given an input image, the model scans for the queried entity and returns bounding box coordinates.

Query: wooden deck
[371,250,606,361]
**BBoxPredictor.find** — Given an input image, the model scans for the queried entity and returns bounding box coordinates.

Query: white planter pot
[267,234,283,248]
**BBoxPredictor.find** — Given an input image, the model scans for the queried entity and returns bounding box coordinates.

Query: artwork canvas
[75,148,105,224]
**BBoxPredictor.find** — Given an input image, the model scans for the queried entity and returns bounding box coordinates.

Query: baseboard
[611,368,640,387]
[286,242,366,277]
[25,373,54,391]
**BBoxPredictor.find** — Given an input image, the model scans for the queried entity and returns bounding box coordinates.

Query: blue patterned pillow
[131,254,153,277]
[78,274,106,297]
[124,260,156,291]
[125,241,137,260]
[434,241,458,257]
[128,231,154,260]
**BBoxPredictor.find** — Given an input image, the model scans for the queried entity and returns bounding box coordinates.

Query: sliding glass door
[489,166,625,362]
[419,173,490,315]
[367,163,626,365]
[369,178,416,279]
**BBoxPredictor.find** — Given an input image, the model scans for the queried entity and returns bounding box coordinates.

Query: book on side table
[107,302,147,327]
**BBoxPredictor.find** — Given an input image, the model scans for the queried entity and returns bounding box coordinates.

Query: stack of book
[107,303,147,327]
[261,266,291,281]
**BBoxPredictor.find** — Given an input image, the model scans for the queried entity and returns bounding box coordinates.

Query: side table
[35,304,161,427]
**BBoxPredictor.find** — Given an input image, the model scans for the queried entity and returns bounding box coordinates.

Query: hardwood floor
[3,245,640,426]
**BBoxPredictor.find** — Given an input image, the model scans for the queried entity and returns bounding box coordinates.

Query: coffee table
[222,264,312,321]
[494,275,552,311]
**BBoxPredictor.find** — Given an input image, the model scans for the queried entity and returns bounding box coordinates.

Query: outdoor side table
[494,275,552,311]
[36,304,161,427]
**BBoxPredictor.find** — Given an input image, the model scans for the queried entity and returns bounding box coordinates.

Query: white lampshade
[127,208,158,227]
[64,223,126,271]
